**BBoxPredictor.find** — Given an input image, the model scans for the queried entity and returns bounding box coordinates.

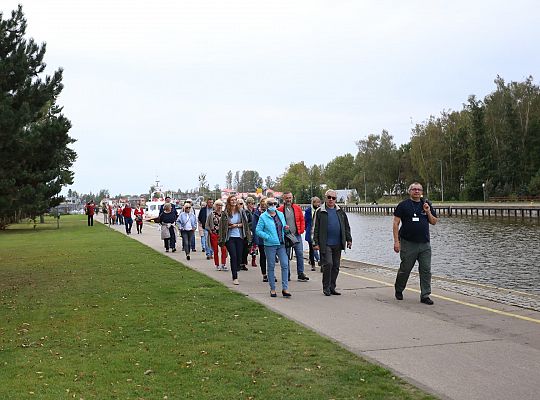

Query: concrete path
[103,220,540,400]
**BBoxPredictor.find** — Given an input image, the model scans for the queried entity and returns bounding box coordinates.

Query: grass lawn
[0,216,435,400]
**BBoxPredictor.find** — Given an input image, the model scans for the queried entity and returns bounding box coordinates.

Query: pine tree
[0,6,76,228]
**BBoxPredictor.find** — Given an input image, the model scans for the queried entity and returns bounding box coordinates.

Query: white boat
[145,180,166,219]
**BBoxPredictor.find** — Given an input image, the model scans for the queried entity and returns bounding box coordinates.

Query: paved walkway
[102,220,540,400]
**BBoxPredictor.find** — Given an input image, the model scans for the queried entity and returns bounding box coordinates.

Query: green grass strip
[0,216,435,399]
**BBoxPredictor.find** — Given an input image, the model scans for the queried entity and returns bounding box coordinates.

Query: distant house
[335,189,358,204]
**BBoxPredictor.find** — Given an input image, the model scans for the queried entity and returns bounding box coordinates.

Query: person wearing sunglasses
[177,203,197,260]
[313,189,352,296]
[278,192,309,282]
[255,197,292,297]
[393,182,438,305]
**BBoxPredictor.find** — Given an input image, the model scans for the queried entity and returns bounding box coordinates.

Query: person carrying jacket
[313,189,352,296]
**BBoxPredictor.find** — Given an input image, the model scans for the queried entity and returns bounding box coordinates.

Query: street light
[482,182,486,202]
[363,171,367,204]
[438,160,444,203]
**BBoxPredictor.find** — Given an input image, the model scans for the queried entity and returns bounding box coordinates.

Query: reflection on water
[344,213,540,294]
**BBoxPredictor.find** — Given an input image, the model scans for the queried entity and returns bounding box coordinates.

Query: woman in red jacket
[134,204,144,234]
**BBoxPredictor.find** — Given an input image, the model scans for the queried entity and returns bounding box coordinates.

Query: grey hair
[408,182,423,192]
[324,189,336,196]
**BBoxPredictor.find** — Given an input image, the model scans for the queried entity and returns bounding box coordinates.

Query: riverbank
[102,218,540,400]
[0,216,433,399]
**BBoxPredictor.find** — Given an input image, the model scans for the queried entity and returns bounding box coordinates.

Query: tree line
[278,76,540,203]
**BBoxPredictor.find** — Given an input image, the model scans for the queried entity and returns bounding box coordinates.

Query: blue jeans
[290,233,305,275]
[265,244,289,291]
[191,233,196,250]
[204,230,213,256]
[200,234,207,253]
[124,217,133,233]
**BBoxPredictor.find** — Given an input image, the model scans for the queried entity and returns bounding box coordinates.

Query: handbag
[284,231,299,248]
[160,224,171,239]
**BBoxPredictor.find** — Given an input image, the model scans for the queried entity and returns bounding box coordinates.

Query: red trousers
[210,232,228,266]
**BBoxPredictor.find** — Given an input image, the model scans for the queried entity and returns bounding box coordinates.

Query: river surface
[343,214,540,295]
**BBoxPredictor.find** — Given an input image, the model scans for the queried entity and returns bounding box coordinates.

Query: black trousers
[321,245,342,292]
[241,238,249,265]
[258,244,267,276]
[226,237,244,280]
[87,214,93,226]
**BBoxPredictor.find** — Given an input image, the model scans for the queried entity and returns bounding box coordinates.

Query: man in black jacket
[313,189,352,296]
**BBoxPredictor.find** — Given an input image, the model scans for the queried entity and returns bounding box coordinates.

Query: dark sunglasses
[327,196,337,200]
[266,202,277,206]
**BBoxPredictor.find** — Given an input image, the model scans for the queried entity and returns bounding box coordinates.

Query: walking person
[245,197,258,267]
[102,203,108,223]
[237,198,250,271]
[122,203,133,234]
[313,189,352,296]
[218,195,252,285]
[158,203,177,253]
[206,200,228,270]
[84,200,96,226]
[108,204,115,225]
[393,182,438,305]
[184,199,197,252]
[278,192,309,282]
[117,205,124,225]
[305,196,322,271]
[177,203,197,260]
[198,198,215,260]
[159,196,178,218]
[252,197,268,281]
[134,204,144,234]
[255,197,292,298]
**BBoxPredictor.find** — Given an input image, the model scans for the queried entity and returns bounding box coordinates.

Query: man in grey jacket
[313,189,352,296]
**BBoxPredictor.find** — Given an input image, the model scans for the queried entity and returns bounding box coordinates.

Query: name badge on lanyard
[412,213,420,222]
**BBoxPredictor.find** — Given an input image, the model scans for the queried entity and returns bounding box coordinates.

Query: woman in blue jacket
[255,198,291,298]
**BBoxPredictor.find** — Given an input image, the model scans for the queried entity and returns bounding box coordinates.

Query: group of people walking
[93,181,437,304]
[155,189,361,298]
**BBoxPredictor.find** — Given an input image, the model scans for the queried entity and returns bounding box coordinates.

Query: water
[344,213,540,295]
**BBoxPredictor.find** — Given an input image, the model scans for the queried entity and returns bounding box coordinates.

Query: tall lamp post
[438,160,444,202]
[482,182,486,202]
[363,171,367,204]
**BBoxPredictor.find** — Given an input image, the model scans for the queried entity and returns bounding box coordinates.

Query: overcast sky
[3,1,540,195]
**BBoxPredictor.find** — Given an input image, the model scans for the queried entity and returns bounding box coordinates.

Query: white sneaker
[216,265,221,271]
[221,265,228,271]
[233,279,239,285]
